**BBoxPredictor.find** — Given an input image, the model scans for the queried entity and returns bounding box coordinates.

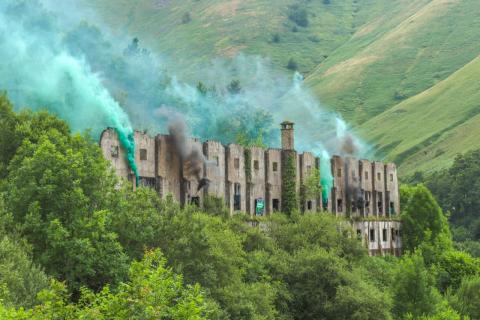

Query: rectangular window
[272,162,278,172]
[140,148,147,161]
[307,200,312,210]
[390,173,394,182]
[254,160,259,170]
[365,171,369,180]
[234,158,240,169]
[234,183,241,211]
[272,199,279,211]
[370,229,375,242]
[391,228,396,241]
[111,145,119,158]
[383,229,387,242]
[377,172,381,181]
[357,229,362,239]
[337,199,343,212]
[337,168,342,177]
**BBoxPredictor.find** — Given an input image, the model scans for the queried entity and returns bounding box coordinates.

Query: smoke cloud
[0,0,369,198]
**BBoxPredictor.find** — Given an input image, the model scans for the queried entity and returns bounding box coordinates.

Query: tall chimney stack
[281,121,295,150]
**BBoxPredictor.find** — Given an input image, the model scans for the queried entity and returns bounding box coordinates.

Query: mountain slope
[78,0,400,76]
[358,54,480,176]
[305,0,480,125]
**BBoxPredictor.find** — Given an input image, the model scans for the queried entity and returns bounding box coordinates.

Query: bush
[288,5,309,27]
[287,58,298,71]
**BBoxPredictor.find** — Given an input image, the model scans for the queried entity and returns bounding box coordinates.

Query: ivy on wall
[282,151,298,215]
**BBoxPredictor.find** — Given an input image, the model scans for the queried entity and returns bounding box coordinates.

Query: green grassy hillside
[359,54,480,176]
[80,0,398,75]
[305,0,480,124]
[77,0,480,176]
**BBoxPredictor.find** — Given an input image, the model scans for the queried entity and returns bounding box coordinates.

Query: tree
[287,58,298,71]
[0,236,49,309]
[288,5,309,27]
[435,250,480,292]
[227,79,242,95]
[0,250,212,319]
[401,184,452,252]
[392,253,440,318]
[3,128,128,293]
[182,12,192,24]
[450,275,480,319]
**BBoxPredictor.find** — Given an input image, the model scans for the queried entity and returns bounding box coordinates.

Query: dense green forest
[0,94,479,319]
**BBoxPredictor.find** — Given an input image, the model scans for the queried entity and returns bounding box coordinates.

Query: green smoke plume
[0,1,139,182]
[320,151,334,205]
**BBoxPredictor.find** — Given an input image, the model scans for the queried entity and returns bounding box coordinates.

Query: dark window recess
[234,183,241,210]
[377,172,381,181]
[272,162,278,172]
[370,229,375,242]
[390,173,394,182]
[190,197,200,207]
[254,160,259,170]
[357,229,362,239]
[139,177,156,189]
[140,148,147,160]
[391,228,396,241]
[390,202,395,214]
[337,199,343,212]
[352,170,356,178]
[111,145,119,158]
[272,199,280,211]
[365,171,369,180]
[307,200,312,210]
[234,158,240,169]
[306,165,312,175]
[383,229,387,241]
[337,168,342,177]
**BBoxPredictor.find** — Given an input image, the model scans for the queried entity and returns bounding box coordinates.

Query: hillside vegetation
[77,0,480,176]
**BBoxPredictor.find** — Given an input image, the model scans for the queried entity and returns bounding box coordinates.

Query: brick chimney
[281,121,295,150]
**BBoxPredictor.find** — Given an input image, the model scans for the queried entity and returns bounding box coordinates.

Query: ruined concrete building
[100,122,402,256]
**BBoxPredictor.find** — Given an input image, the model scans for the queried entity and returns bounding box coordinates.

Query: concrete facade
[385,163,400,216]
[265,149,282,214]
[226,144,247,214]
[372,161,386,217]
[331,156,346,217]
[299,152,317,212]
[203,140,225,199]
[359,159,374,217]
[247,147,266,216]
[100,123,402,256]
[156,134,182,201]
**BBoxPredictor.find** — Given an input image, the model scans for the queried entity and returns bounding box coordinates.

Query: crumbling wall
[353,220,402,256]
[100,128,131,182]
[372,161,386,217]
[331,156,346,217]
[156,134,181,201]
[359,159,374,217]
[203,140,226,199]
[226,144,246,214]
[299,152,318,212]
[247,146,266,216]
[384,163,400,216]
[265,149,282,214]
[134,131,156,188]
[345,157,360,218]
[181,138,204,207]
